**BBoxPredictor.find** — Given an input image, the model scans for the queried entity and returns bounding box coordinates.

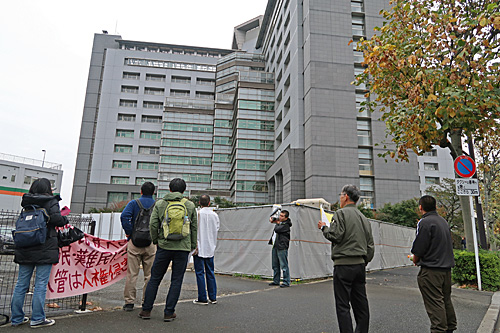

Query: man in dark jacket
[318,184,374,333]
[268,210,292,287]
[120,181,157,312]
[411,195,456,333]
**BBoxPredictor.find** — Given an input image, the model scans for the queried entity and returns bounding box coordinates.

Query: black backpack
[131,199,153,247]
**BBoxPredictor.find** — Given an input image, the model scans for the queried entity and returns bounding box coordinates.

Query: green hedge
[452,250,500,291]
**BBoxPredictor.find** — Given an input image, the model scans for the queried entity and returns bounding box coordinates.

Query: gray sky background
[0,0,268,207]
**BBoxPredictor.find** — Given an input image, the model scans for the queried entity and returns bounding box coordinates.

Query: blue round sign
[454,156,476,178]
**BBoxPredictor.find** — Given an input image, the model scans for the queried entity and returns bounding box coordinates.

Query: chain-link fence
[0,210,95,325]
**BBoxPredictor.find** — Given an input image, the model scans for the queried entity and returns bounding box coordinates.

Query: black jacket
[270,218,292,250]
[411,211,455,269]
[14,193,68,265]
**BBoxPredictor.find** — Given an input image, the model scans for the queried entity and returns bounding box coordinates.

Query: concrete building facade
[72,0,448,213]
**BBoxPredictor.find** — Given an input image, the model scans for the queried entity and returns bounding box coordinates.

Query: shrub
[452,250,500,291]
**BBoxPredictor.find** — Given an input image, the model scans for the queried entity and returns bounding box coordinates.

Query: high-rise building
[72,0,436,213]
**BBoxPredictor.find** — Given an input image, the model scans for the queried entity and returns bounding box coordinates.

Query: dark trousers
[272,247,290,286]
[333,264,369,333]
[142,248,189,315]
[193,255,217,302]
[417,267,457,333]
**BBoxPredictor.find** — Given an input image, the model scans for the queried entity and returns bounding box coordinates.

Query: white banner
[46,234,128,299]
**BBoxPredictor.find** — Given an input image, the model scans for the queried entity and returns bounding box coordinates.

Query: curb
[477,291,500,333]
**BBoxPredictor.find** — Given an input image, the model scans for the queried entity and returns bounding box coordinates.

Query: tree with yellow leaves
[355,0,499,248]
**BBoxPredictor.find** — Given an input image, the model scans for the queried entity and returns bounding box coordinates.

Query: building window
[237,119,274,131]
[359,177,374,208]
[352,16,365,36]
[107,192,128,205]
[24,176,38,185]
[121,86,139,94]
[237,139,274,151]
[170,89,190,97]
[171,76,191,84]
[214,136,232,146]
[214,120,231,128]
[123,72,140,80]
[424,163,439,171]
[182,174,211,183]
[135,177,158,186]
[351,0,364,13]
[140,131,161,140]
[137,162,158,170]
[144,87,165,95]
[236,160,273,170]
[212,171,230,180]
[114,145,133,153]
[213,154,230,163]
[423,149,438,157]
[138,146,160,155]
[161,139,212,149]
[238,100,274,111]
[111,176,129,184]
[357,120,372,146]
[142,115,162,123]
[116,129,134,138]
[143,101,163,109]
[358,148,373,176]
[195,91,215,99]
[145,73,166,81]
[425,177,440,184]
[117,113,136,122]
[160,156,212,166]
[356,92,370,117]
[235,181,268,192]
[112,160,131,169]
[163,122,213,133]
[196,78,215,86]
[119,99,137,107]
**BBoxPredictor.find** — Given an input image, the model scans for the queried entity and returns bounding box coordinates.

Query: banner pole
[470,196,482,291]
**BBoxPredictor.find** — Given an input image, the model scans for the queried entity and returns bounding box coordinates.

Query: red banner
[46,234,128,299]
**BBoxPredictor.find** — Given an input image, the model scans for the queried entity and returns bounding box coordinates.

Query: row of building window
[118,114,162,123]
[114,145,159,155]
[163,122,213,133]
[124,75,215,85]
[160,155,212,166]
[161,138,212,149]
[116,130,161,140]
[113,161,158,170]
[125,58,216,72]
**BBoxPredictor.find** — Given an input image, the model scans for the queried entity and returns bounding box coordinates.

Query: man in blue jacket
[120,182,156,311]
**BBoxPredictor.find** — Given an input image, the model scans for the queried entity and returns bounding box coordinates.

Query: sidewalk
[1,266,496,332]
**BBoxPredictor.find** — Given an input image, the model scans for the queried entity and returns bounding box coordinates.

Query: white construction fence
[85,203,416,280]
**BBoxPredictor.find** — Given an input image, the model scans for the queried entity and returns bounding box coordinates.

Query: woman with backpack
[10,178,68,328]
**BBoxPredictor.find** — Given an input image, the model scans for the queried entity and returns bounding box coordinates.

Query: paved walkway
[1,266,496,332]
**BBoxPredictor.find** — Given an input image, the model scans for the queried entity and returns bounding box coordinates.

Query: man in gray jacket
[318,184,374,333]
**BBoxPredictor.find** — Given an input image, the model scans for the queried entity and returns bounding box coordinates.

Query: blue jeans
[11,264,53,325]
[272,247,290,286]
[193,255,216,302]
[142,248,189,315]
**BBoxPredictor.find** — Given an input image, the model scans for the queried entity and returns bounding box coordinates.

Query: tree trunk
[450,131,474,251]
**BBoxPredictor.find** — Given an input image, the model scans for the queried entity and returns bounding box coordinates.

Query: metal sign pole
[470,196,482,291]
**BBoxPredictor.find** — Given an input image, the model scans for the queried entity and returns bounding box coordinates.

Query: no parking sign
[454,155,476,178]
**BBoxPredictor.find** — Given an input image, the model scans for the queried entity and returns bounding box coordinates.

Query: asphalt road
[0,266,492,332]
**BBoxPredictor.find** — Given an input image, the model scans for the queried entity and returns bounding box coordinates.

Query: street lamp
[42,150,46,167]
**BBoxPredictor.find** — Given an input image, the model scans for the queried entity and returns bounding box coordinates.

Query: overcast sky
[0,0,269,207]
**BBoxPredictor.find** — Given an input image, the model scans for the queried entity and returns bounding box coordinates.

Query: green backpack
[162,198,190,240]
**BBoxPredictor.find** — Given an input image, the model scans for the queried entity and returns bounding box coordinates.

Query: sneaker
[280,284,290,288]
[163,313,176,322]
[269,282,279,286]
[209,299,217,304]
[123,304,134,311]
[30,319,55,328]
[193,299,209,305]
[11,317,29,327]
[138,310,151,319]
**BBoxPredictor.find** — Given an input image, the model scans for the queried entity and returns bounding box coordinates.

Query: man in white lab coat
[192,195,220,305]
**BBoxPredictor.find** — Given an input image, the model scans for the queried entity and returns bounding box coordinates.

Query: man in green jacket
[318,184,374,333]
[139,178,197,322]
